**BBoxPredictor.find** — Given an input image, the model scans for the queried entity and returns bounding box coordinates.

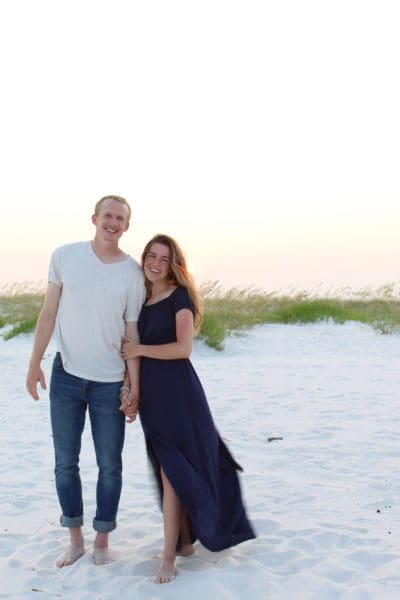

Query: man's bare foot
[93,546,116,565]
[154,558,176,584]
[93,532,115,566]
[56,544,85,568]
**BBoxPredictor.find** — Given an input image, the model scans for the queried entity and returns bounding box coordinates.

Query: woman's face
[144,243,171,283]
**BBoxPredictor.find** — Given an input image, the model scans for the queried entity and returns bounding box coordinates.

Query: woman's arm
[121,309,194,360]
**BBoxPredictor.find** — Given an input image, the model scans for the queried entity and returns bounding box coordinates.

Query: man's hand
[26,364,47,401]
[119,386,139,423]
[26,282,60,401]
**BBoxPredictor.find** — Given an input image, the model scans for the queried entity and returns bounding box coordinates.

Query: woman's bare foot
[154,558,176,584]
[93,532,115,566]
[152,543,195,559]
[177,542,194,556]
[56,544,85,568]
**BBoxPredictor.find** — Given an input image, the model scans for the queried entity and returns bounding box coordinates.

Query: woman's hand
[119,385,139,423]
[121,335,142,360]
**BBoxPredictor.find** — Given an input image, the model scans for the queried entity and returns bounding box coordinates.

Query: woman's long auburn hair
[141,234,203,333]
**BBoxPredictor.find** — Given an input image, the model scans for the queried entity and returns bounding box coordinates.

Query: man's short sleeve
[125,267,146,322]
[48,246,63,287]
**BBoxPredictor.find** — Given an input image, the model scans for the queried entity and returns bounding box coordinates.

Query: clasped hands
[119,336,141,423]
[119,386,139,423]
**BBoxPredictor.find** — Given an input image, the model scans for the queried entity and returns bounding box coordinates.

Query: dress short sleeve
[173,286,195,315]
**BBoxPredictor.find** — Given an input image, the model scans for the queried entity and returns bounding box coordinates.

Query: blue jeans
[49,353,125,533]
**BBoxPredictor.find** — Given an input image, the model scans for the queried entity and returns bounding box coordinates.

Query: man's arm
[121,321,140,421]
[26,282,61,400]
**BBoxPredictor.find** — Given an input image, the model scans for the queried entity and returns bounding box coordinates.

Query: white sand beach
[1,322,400,599]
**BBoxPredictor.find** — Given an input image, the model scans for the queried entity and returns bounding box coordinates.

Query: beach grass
[198,282,400,349]
[0,283,45,340]
[1,281,400,349]
[3,318,39,341]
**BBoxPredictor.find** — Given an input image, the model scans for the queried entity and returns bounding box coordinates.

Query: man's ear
[91,214,97,225]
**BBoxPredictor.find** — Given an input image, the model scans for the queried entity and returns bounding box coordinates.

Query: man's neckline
[89,240,130,264]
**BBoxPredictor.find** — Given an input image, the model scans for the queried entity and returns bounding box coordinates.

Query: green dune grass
[198,283,400,349]
[0,292,42,335]
[1,281,400,350]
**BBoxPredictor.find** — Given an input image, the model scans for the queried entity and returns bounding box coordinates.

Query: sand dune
[1,322,399,599]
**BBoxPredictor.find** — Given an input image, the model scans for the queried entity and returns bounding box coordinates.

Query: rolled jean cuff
[93,518,117,533]
[60,514,83,528]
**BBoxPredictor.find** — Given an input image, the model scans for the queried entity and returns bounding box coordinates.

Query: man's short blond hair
[94,195,131,222]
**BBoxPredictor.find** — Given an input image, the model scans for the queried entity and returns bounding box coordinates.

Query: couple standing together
[26,195,255,584]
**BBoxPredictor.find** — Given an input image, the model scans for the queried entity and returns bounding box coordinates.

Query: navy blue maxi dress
[138,286,255,551]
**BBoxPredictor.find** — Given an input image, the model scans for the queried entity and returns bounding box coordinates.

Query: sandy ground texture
[1,321,400,599]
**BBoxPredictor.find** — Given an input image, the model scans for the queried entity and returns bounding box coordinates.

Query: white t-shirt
[49,241,146,382]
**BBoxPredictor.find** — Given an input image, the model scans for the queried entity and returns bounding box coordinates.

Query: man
[26,196,145,567]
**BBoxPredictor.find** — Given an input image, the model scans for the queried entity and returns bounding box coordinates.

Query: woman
[121,234,255,584]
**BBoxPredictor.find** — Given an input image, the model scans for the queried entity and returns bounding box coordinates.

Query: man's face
[92,199,130,242]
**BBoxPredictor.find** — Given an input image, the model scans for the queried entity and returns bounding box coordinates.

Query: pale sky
[0,0,399,293]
